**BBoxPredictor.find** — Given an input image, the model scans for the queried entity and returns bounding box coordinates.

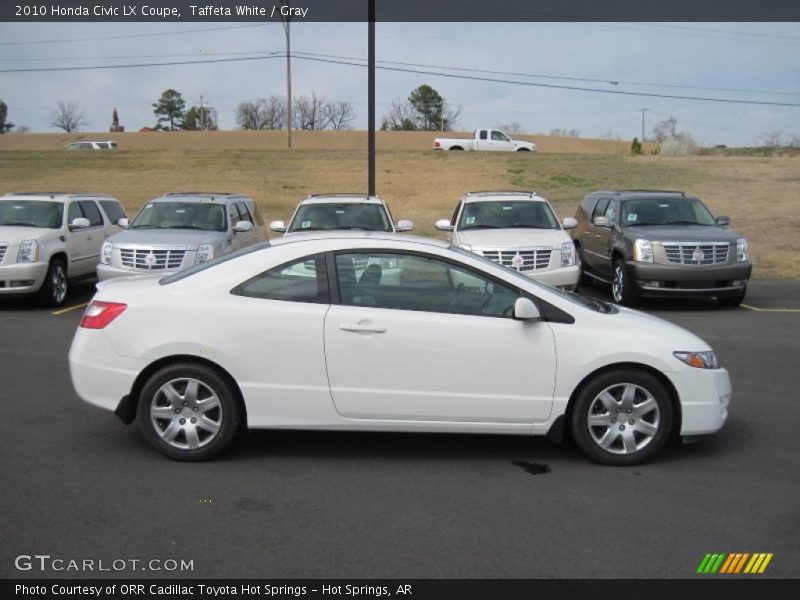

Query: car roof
[590,190,692,198]
[463,190,548,203]
[299,194,385,205]
[148,192,250,205]
[1,192,116,203]
[269,230,448,248]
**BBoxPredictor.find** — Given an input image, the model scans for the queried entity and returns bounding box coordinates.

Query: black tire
[612,257,639,306]
[37,258,68,307]
[576,245,592,287]
[717,286,746,308]
[138,363,242,461]
[570,368,673,466]
[516,148,531,152]
[449,146,464,151]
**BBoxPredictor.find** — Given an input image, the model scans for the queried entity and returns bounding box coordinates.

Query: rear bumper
[671,367,731,436]
[0,262,49,295]
[628,261,751,297]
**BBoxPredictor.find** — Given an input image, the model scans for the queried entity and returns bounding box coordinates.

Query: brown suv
[570,190,751,306]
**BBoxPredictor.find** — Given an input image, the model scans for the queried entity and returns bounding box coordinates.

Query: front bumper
[526,264,580,290]
[628,261,751,297]
[97,263,177,281]
[670,366,731,436]
[0,262,49,295]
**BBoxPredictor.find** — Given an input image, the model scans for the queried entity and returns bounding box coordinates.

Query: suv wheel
[717,286,746,308]
[38,259,68,306]
[612,258,639,306]
[570,369,673,466]
[576,245,592,287]
[139,363,242,461]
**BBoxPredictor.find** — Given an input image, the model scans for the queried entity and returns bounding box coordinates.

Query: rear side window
[79,201,104,227]
[231,254,329,304]
[479,130,488,140]
[99,200,126,224]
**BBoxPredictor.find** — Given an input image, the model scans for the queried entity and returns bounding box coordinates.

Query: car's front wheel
[717,286,746,308]
[138,363,242,461]
[570,369,673,466]
[38,258,68,306]
[612,258,639,306]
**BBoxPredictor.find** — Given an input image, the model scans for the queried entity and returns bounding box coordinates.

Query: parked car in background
[269,194,413,234]
[433,129,536,152]
[65,141,118,150]
[70,232,731,465]
[570,190,751,306]
[0,192,126,305]
[435,191,579,290]
[97,192,266,281]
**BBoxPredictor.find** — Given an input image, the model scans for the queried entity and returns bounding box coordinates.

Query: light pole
[640,107,649,143]
[368,0,375,196]
[280,1,292,148]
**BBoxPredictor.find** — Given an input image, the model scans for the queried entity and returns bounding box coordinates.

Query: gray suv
[571,190,751,307]
[98,192,266,280]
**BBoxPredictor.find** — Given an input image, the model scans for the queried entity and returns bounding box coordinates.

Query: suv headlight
[17,240,39,263]
[633,239,654,263]
[736,238,748,262]
[196,244,215,264]
[674,351,719,369]
[101,241,113,265]
[561,241,576,267]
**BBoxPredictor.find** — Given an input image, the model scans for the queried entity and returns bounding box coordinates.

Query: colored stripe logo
[697,552,773,574]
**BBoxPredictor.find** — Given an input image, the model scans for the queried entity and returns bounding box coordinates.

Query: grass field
[1,131,798,278]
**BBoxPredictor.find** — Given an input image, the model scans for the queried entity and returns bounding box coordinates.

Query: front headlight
[633,239,654,263]
[561,241,576,267]
[736,238,748,262]
[196,244,215,264]
[101,242,113,265]
[674,351,719,369]
[17,240,39,263]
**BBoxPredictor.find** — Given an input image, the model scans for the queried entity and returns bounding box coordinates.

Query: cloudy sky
[1,21,798,145]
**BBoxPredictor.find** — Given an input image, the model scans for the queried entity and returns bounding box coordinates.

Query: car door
[235,201,257,248]
[63,201,94,276]
[475,129,489,150]
[223,202,241,253]
[77,200,106,275]
[488,130,514,151]
[324,250,556,424]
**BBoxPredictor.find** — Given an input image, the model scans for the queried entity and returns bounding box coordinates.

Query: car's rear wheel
[449,146,464,151]
[717,286,746,307]
[612,258,639,306]
[138,363,241,461]
[38,258,68,306]
[570,369,673,466]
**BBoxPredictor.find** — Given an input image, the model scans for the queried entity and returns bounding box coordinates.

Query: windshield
[621,197,716,226]
[458,201,558,230]
[0,200,63,228]
[129,202,226,231]
[288,202,392,233]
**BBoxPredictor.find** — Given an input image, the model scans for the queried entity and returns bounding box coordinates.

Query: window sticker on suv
[627,213,637,222]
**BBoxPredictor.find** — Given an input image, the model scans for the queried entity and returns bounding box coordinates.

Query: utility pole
[639,108,649,143]
[281,1,292,148]
[199,95,205,131]
[367,0,375,196]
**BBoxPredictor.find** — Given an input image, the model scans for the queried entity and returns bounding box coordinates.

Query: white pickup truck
[433,129,536,152]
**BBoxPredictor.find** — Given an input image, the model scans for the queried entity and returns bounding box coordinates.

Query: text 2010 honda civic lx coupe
[69,233,731,465]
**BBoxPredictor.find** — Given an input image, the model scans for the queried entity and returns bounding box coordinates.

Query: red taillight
[433,140,441,148]
[80,301,127,329]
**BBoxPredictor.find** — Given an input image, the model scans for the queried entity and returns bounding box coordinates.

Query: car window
[620,197,716,226]
[79,201,104,227]
[0,200,63,229]
[99,199,126,224]
[288,203,392,233]
[335,252,520,318]
[235,201,253,224]
[603,199,617,223]
[231,253,329,304]
[129,202,226,232]
[458,201,558,230]
[491,131,509,141]
[67,202,84,224]
[592,198,610,221]
[450,201,462,226]
[479,130,488,140]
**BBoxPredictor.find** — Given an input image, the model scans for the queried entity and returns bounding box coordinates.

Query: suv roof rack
[595,189,686,196]
[6,192,68,198]
[165,192,237,197]
[306,193,373,198]
[466,190,537,197]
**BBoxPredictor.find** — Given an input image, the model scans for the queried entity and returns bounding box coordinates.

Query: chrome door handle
[339,323,387,334]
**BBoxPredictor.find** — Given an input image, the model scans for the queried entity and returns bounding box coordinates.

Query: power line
[0,53,283,73]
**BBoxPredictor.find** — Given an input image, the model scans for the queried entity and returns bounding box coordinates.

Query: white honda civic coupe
[69,232,731,465]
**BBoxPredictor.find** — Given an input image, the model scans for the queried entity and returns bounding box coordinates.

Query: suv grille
[0,244,7,263]
[119,247,187,271]
[480,248,551,272]
[663,242,729,265]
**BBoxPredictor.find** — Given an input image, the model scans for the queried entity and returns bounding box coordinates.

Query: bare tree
[601,130,621,140]
[652,117,678,143]
[760,130,783,148]
[324,101,355,131]
[441,101,461,131]
[236,96,286,130]
[381,98,417,131]
[49,101,89,133]
[549,128,580,137]
[293,92,327,130]
[494,122,523,134]
[787,133,800,148]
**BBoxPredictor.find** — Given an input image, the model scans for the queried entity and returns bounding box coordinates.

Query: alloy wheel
[150,378,223,450]
[612,265,624,303]
[587,383,660,455]
[52,264,67,304]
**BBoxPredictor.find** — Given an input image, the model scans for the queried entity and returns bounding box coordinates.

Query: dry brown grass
[0,133,796,278]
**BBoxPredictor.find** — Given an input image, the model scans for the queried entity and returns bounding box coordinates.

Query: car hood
[107,228,225,247]
[625,224,742,243]
[0,226,55,243]
[613,304,712,350]
[457,228,568,249]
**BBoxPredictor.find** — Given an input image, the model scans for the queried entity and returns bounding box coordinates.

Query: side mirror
[234,220,254,233]
[716,215,730,227]
[513,297,541,321]
[592,216,612,228]
[395,219,414,232]
[562,217,578,230]
[269,220,287,233]
[435,219,454,231]
[70,217,91,229]
[117,218,129,229]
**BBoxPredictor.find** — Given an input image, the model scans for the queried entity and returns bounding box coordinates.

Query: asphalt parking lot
[1,279,798,579]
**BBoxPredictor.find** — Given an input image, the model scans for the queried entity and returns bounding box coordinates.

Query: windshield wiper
[0,222,37,227]
[130,224,162,229]
[168,225,209,230]
[290,226,331,232]
[460,224,498,229]
[664,220,709,226]
[506,224,556,229]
